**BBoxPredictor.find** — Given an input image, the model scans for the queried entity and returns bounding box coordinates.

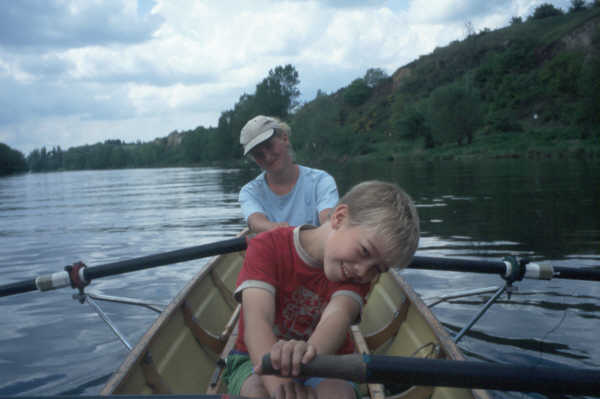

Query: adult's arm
[242,288,293,396]
[247,212,290,233]
[315,172,338,226]
[318,208,332,225]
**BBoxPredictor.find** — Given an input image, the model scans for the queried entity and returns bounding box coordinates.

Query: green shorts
[223,352,361,398]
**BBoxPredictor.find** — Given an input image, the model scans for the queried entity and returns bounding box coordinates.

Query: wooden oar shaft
[0,237,248,297]
[261,354,600,395]
[84,236,247,281]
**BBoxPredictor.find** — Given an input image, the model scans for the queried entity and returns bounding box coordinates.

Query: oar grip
[260,353,367,382]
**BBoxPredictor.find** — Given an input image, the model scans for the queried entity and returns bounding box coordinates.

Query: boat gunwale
[388,272,465,362]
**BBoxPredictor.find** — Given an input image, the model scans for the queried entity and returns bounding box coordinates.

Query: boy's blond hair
[339,180,420,269]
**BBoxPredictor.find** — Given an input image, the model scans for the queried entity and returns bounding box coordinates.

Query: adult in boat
[239,115,339,233]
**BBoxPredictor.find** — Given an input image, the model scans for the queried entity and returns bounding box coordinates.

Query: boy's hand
[255,339,317,377]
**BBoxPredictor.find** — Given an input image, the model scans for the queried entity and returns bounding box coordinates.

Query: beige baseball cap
[240,115,281,156]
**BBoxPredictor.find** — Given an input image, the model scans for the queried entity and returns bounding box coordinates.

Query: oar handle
[260,353,366,382]
[261,354,600,395]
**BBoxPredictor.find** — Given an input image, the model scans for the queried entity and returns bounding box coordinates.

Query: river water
[0,160,598,398]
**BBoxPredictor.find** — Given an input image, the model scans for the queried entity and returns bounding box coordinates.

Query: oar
[0,236,248,297]
[411,255,600,282]
[261,353,600,395]
[2,237,599,298]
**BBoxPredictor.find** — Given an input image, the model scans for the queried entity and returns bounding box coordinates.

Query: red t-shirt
[233,226,371,354]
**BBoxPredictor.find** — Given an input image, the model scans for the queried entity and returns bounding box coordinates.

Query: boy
[225,180,420,399]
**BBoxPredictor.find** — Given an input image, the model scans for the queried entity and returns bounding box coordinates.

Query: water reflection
[324,158,600,260]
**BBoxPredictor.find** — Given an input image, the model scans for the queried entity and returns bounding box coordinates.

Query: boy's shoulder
[252,225,295,242]
[247,226,296,256]
[247,226,320,272]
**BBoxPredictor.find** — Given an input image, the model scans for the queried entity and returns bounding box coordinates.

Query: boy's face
[323,205,389,285]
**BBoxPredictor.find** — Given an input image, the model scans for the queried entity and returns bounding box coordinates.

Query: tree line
[18,64,303,173]
[2,1,599,175]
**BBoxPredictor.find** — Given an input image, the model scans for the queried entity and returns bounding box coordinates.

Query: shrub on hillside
[344,79,372,106]
[427,83,483,146]
[529,3,564,20]
[578,53,600,130]
[569,0,586,12]
[510,16,523,25]
[363,68,389,88]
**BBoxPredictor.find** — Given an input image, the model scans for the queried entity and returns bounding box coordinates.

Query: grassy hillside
[291,6,600,162]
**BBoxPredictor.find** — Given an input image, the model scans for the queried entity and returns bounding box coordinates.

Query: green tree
[428,82,483,146]
[27,147,49,172]
[396,105,434,148]
[214,65,301,161]
[578,53,600,135]
[363,68,388,88]
[292,93,346,157]
[109,145,129,168]
[344,79,371,106]
[0,143,28,175]
[529,3,564,20]
[569,0,586,12]
[63,147,87,170]
[464,20,475,37]
[254,64,300,117]
[215,109,237,160]
[539,52,583,96]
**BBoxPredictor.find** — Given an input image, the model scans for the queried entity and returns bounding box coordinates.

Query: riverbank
[338,131,600,163]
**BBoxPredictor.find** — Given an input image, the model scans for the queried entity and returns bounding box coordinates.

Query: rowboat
[100,230,490,399]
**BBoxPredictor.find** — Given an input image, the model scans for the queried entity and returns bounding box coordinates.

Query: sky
[0,0,574,155]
